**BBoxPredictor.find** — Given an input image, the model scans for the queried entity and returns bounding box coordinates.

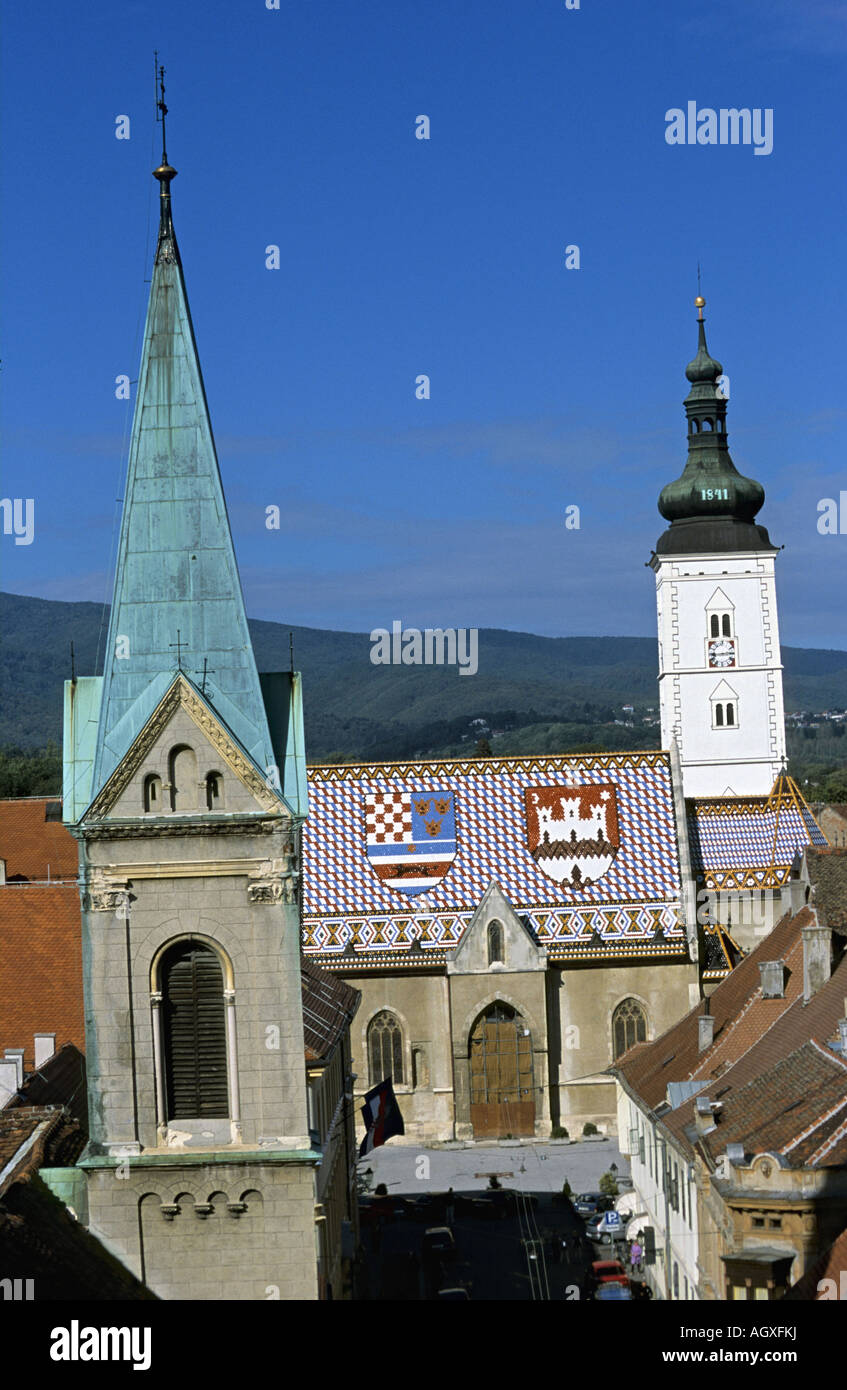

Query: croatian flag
[359,1077,405,1157]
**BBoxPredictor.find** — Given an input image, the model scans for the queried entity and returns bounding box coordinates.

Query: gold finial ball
[695,295,706,309]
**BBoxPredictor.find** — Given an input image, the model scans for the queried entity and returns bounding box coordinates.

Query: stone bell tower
[63,87,319,1300]
[650,298,787,798]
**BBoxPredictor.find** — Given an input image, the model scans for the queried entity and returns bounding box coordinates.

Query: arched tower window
[612,997,647,1060]
[721,613,731,636]
[715,703,725,727]
[160,941,229,1119]
[487,920,504,965]
[168,745,198,812]
[205,772,223,810]
[368,1010,404,1085]
[710,614,720,638]
[143,773,162,812]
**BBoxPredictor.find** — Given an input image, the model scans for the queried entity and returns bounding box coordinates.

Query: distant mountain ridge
[2,591,846,761]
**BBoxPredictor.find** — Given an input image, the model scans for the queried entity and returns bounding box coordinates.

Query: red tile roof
[615,901,847,1168]
[0,798,77,881]
[0,882,85,1072]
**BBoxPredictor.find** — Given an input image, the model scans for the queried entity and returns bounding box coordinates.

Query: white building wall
[617,1085,701,1300]
[654,551,786,797]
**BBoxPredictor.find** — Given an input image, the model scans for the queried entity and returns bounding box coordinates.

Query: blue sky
[2,0,845,647]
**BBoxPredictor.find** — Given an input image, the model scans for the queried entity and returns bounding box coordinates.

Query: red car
[591,1259,630,1289]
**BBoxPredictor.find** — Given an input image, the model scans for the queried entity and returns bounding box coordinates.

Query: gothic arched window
[368,1010,404,1085]
[488,920,504,965]
[161,941,229,1119]
[612,998,647,1060]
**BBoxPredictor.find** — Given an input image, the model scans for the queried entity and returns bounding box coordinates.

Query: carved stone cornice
[82,818,284,841]
[247,844,299,905]
[85,676,285,820]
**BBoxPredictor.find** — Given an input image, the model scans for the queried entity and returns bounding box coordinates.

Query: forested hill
[2,591,847,763]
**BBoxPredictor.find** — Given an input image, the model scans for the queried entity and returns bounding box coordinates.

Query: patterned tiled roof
[687,794,827,889]
[302,752,686,964]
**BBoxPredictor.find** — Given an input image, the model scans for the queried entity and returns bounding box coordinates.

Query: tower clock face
[707,638,736,668]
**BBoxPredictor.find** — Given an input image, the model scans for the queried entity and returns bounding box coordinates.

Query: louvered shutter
[162,943,229,1118]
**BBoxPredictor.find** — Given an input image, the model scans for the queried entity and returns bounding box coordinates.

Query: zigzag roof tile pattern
[686,794,827,888]
[302,751,686,962]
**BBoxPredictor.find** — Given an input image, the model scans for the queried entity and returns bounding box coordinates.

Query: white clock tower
[650,299,786,798]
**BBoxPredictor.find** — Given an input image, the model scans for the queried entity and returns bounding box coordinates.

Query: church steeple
[655,298,773,556]
[90,83,281,802]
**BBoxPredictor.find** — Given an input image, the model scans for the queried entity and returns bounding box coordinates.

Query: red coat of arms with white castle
[524,784,620,888]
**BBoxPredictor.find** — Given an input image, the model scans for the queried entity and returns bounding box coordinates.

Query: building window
[368,1010,404,1085]
[487,920,504,965]
[160,940,229,1119]
[205,772,223,810]
[612,998,647,1059]
[143,773,162,812]
[711,684,739,730]
[710,613,720,637]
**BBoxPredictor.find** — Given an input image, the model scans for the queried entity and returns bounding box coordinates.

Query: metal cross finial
[697,262,701,295]
[155,51,169,165]
[196,657,216,694]
[289,631,295,675]
[169,629,187,670]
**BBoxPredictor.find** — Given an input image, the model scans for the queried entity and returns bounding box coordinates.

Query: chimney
[0,858,5,885]
[838,1019,847,1054]
[802,921,833,1001]
[698,1003,715,1053]
[759,960,785,999]
[695,1096,722,1135]
[780,877,807,917]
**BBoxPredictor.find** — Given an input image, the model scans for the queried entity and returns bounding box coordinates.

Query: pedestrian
[446,1187,455,1225]
[630,1237,642,1274]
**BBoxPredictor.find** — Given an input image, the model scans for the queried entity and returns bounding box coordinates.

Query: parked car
[590,1259,630,1289]
[423,1227,456,1260]
[595,1281,632,1300]
[575,1192,613,1216]
[586,1209,626,1245]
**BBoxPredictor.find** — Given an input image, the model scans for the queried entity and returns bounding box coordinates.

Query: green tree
[598,1170,619,1198]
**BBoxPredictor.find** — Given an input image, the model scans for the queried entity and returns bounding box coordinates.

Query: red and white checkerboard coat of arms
[365,791,457,897]
[524,784,620,887]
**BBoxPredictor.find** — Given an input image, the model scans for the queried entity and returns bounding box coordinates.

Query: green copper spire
[89,94,280,802]
[655,298,773,555]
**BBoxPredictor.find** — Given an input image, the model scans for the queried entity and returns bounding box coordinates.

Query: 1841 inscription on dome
[524,784,620,887]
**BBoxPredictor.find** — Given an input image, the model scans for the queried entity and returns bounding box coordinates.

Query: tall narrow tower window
[205,772,223,809]
[161,941,229,1119]
[488,920,504,965]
